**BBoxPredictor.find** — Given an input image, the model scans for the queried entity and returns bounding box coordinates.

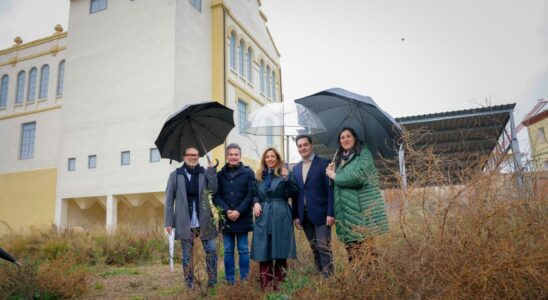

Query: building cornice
[0,46,66,67]
[0,105,62,120]
[228,77,269,106]
[0,32,68,56]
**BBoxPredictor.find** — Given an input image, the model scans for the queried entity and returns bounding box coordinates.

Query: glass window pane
[20,122,36,159]
[57,60,65,96]
[0,75,8,107]
[16,71,25,104]
[88,155,97,169]
[27,68,37,101]
[150,148,160,163]
[238,100,247,134]
[121,151,130,165]
[39,65,49,99]
[68,158,76,171]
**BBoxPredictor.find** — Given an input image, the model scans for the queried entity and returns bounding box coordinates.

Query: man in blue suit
[291,135,334,277]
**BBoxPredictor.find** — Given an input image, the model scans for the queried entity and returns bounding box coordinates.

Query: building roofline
[523,108,548,127]
[0,32,67,56]
[395,103,516,124]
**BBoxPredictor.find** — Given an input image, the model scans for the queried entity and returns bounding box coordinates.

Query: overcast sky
[1,0,547,153]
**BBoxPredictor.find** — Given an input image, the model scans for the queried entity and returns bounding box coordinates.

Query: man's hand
[326,216,335,226]
[227,210,241,221]
[166,226,173,234]
[294,218,302,230]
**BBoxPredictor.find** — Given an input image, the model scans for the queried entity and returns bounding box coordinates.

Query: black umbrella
[295,88,402,159]
[0,248,21,266]
[155,101,235,163]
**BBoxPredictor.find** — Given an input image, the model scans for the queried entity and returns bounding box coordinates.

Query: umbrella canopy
[242,101,326,136]
[155,101,234,162]
[0,248,21,266]
[295,88,402,158]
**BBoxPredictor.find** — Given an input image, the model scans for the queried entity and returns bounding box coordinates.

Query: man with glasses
[165,147,218,288]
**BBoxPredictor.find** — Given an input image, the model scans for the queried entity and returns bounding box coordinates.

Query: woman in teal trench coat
[251,147,298,290]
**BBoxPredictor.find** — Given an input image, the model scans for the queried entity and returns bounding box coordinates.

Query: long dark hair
[335,127,362,166]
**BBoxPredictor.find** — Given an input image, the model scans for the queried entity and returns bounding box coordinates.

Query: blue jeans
[223,232,250,284]
[181,231,217,288]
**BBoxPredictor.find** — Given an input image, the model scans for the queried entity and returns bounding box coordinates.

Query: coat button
[230,192,234,195]
[231,180,233,183]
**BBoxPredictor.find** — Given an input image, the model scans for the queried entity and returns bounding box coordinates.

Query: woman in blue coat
[213,143,255,285]
[251,147,298,290]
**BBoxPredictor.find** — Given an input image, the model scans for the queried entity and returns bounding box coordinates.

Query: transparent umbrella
[242,101,326,162]
[242,101,326,136]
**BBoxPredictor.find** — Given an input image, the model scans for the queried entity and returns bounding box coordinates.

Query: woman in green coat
[325,127,389,262]
[251,147,298,290]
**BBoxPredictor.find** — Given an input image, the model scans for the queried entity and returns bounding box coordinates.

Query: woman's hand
[281,167,288,180]
[326,164,336,180]
[253,202,262,217]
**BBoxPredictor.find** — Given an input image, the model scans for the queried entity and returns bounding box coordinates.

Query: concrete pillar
[106,194,117,233]
[54,197,68,231]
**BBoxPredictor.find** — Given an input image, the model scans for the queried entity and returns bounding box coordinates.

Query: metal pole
[398,144,408,207]
[509,111,524,192]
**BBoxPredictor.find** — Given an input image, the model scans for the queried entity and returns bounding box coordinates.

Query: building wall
[58,0,178,201]
[526,117,548,170]
[0,168,57,236]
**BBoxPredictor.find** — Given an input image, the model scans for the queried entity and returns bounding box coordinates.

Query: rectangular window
[190,0,201,12]
[121,151,130,166]
[88,155,97,169]
[20,122,36,159]
[266,127,273,147]
[536,127,546,144]
[150,148,160,163]
[238,100,247,135]
[68,158,76,171]
[544,161,548,171]
[90,0,108,14]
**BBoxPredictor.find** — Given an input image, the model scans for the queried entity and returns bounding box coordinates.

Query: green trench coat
[250,174,298,262]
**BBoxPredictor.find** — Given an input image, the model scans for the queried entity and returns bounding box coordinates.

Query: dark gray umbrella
[295,88,402,159]
[155,101,234,163]
[0,248,21,266]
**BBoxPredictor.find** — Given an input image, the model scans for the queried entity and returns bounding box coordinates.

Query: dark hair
[226,143,241,155]
[335,127,362,165]
[295,135,312,145]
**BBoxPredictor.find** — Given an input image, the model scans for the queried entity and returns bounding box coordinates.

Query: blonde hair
[256,147,284,181]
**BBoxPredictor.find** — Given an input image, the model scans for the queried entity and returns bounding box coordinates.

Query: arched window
[0,75,8,107]
[266,65,271,98]
[246,48,253,82]
[259,60,265,93]
[16,71,26,104]
[39,64,49,99]
[239,40,245,76]
[27,68,37,101]
[229,32,236,71]
[271,71,276,101]
[57,60,65,96]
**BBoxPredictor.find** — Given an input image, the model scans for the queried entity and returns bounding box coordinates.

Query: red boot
[259,262,273,290]
[273,260,287,290]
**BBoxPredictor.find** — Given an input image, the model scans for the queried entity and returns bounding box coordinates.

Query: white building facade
[0,0,282,234]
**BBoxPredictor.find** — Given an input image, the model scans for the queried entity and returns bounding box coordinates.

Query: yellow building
[0,0,282,235]
[523,109,548,171]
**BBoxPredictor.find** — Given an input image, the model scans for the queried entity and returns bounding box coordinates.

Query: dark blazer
[213,163,255,233]
[291,155,334,226]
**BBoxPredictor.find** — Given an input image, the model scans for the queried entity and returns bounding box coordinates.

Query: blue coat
[213,163,255,233]
[291,155,334,225]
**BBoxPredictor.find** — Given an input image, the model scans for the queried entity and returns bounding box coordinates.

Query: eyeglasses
[184,154,199,158]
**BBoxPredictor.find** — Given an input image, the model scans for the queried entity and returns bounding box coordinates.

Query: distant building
[523,109,548,171]
[0,0,282,235]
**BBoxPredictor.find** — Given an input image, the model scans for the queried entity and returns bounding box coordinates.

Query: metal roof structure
[314,103,519,189]
[379,103,518,187]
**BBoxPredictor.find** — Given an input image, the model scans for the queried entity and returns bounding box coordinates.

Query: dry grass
[1,136,547,299]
